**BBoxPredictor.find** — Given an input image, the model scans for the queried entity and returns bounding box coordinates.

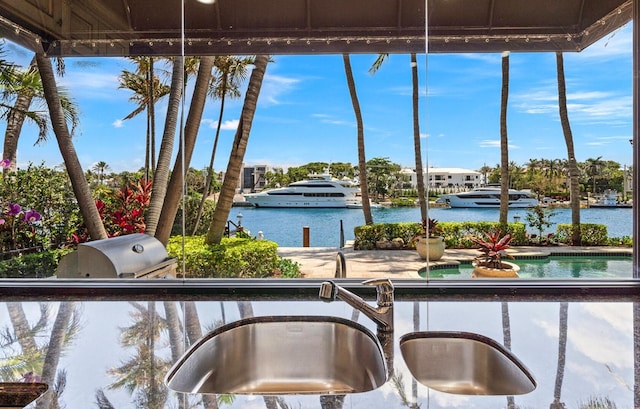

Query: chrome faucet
[319,278,394,332]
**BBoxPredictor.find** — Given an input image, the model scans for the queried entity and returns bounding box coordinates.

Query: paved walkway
[277,245,633,279]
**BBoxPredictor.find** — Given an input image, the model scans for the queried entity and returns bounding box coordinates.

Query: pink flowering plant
[0,160,48,253]
[0,201,43,252]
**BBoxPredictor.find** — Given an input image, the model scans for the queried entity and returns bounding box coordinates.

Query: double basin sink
[165,280,536,397]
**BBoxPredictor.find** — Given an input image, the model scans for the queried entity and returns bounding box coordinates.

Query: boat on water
[243,173,362,208]
[435,187,538,208]
[589,190,632,208]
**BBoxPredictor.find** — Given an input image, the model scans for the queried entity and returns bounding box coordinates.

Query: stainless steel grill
[57,233,176,279]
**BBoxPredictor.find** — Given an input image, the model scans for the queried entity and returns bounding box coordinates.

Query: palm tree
[205,55,270,245]
[343,54,373,224]
[106,302,169,409]
[550,302,569,409]
[192,55,252,235]
[144,56,184,237]
[36,301,81,409]
[2,55,79,175]
[92,161,111,185]
[409,53,427,221]
[118,57,171,180]
[35,53,108,240]
[154,56,216,245]
[499,51,510,226]
[556,51,582,245]
[585,156,605,195]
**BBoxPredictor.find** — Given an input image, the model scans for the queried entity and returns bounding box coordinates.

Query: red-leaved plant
[470,230,514,269]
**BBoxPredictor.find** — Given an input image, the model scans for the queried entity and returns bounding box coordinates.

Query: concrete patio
[276,245,633,279]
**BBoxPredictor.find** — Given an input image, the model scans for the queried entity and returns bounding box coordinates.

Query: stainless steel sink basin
[165,316,388,395]
[400,331,536,395]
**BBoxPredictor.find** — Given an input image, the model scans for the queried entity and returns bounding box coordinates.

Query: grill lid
[57,233,175,278]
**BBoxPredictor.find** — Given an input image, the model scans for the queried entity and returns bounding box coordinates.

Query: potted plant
[414,218,445,261]
[470,230,519,278]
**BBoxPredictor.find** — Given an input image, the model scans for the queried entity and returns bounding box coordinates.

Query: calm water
[428,256,633,279]
[228,206,633,247]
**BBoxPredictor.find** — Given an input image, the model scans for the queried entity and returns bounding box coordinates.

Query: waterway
[227,206,633,247]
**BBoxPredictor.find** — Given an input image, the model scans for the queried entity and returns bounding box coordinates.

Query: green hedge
[353,221,615,249]
[167,235,299,278]
[354,221,528,250]
[354,222,421,250]
[0,248,72,278]
[556,223,608,246]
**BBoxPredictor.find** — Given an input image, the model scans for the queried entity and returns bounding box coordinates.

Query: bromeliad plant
[470,229,514,269]
[413,218,443,240]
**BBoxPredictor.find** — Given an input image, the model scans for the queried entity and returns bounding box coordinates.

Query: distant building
[241,165,268,193]
[427,167,482,188]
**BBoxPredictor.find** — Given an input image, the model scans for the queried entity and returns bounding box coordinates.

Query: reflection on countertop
[5,296,638,409]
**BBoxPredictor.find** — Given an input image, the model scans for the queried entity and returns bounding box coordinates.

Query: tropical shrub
[353,222,421,250]
[0,248,72,278]
[166,235,299,278]
[0,162,81,250]
[556,223,608,246]
[171,194,216,236]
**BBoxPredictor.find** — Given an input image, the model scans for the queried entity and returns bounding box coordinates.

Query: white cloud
[259,73,301,105]
[112,119,124,128]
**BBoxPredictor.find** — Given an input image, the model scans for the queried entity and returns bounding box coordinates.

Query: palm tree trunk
[155,56,214,245]
[499,51,510,226]
[146,56,184,237]
[36,302,76,409]
[149,57,157,177]
[411,54,427,221]
[35,53,108,240]
[193,75,229,235]
[343,54,373,224]
[550,302,568,409]
[206,55,270,245]
[556,52,581,245]
[6,302,39,353]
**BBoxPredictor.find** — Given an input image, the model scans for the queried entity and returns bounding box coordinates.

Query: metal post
[339,220,345,248]
[303,226,310,247]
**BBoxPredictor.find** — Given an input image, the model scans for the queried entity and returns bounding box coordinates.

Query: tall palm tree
[36,301,81,409]
[192,55,252,235]
[585,156,605,195]
[499,51,510,226]
[2,55,79,175]
[35,53,108,240]
[206,55,270,245]
[92,161,111,185]
[550,302,569,409]
[145,56,184,237]
[118,57,171,180]
[410,53,427,221]
[343,54,373,224]
[154,56,215,245]
[556,51,581,245]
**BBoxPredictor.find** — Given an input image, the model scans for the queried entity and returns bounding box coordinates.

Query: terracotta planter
[472,260,520,278]
[416,236,445,261]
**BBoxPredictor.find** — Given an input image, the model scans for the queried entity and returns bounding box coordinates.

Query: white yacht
[244,173,361,208]
[435,187,538,208]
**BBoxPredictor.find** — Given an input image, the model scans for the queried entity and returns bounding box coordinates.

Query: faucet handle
[362,278,394,306]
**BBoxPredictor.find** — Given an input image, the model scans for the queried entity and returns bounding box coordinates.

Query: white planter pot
[416,236,445,261]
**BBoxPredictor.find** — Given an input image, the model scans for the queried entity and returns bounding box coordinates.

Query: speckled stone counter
[5,288,639,409]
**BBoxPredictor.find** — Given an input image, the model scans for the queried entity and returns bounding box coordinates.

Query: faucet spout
[319,278,394,332]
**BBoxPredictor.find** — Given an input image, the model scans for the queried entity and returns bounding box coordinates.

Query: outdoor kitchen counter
[6,287,638,409]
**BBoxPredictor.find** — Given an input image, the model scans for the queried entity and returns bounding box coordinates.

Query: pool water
[422,256,633,279]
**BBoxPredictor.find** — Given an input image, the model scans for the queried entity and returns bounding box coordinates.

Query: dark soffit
[0,0,633,56]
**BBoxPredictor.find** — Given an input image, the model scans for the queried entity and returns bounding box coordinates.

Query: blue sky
[5,22,634,174]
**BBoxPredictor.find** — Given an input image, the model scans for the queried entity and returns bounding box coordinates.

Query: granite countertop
[3,295,636,408]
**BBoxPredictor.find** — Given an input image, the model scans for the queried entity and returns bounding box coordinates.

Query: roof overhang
[0,0,633,56]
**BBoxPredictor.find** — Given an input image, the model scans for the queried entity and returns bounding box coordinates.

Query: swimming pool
[421,256,633,279]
